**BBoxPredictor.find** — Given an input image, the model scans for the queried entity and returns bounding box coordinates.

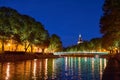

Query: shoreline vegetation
[0,51,110,62]
[0,6,119,63]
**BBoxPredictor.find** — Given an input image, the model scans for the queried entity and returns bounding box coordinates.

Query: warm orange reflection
[32,59,37,79]
[104,59,107,68]
[0,57,107,80]
[44,59,48,80]
[5,63,10,80]
[39,60,42,78]
[52,59,56,79]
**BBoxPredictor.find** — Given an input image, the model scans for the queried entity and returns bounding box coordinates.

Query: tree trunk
[24,42,30,53]
[30,45,33,53]
[24,42,27,52]
[15,44,19,51]
[1,38,4,52]
[42,48,44,54]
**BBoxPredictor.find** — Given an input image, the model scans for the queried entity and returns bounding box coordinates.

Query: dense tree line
[65,0,120,54]
[64,38,103,52]
[0,7,62,53]
[100,0,120,53]
[47,34,62,53]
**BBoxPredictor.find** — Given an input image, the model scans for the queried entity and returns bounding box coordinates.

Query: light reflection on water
[0,57,107,80]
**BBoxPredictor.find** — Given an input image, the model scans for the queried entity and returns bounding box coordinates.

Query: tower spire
[77,34,83,44]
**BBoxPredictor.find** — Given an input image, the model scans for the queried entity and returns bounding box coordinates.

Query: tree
[47,34,62,53]
[19,15,37,52]
[100,0,120,52]
[64,38,102,52]
[32,22,49,53]
[0,7,50,53]
[0,7,17,52]
[90,38,102,51]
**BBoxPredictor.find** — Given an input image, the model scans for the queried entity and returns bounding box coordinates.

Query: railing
[54,51,108,55]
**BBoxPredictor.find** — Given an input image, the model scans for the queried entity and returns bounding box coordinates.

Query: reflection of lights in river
[84,57,87,62]
[0,57,108,80]
[5,63,10,80]
[104,59,107,68]
[78,57,81,76]
[92,58,95,72]
[32,59,37,80]
[91,58,95,78]
[44,59,48,80]
[65,57,67,71]
[39,60,42,78]
[100,59,102,80]
[52,59,56,79]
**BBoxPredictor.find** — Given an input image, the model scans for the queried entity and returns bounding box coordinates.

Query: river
[0,57,107,80]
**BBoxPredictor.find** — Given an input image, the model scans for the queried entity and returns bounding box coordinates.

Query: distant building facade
[77,34,83,44]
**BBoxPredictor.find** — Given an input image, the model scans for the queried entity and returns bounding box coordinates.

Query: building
[77,34,83,44]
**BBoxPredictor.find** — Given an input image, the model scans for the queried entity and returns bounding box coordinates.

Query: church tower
[77,34,83,44]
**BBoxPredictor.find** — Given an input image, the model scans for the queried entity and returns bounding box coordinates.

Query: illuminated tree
[19,15,36,52]
[8,9,23,51]
[47,34,62,53]
[0,7,17,52]
[16,15,49,52]
[32,22,49,53]
[90,38,102,51]
[0,7,50,53]
[100,0,120,51]
[64,38,102,52]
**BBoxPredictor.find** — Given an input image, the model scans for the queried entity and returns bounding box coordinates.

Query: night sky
[0,0,104,47]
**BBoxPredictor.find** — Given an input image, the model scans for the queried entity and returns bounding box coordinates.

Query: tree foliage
[64,38,102,52]
[0,7,50,52]
[100,0,120,50]
[47,34,62,53]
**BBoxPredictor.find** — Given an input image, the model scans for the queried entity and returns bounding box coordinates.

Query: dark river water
[0,57,107,80]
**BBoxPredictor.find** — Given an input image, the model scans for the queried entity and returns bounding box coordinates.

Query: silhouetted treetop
[100,0,120,51]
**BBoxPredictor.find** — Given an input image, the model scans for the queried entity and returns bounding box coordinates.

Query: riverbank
[0,51,111,62]
[0,51,60,62]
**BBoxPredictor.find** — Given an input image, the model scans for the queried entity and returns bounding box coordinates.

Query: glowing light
[78,57,81,75]
[100,59,102,80]
[84,57,87,62]
[65,57,67,71]
[52,59,56,79]
[39,60,42,79]
[5,63,10,80]
[92,58,95,70]
[44,59,48,80]
[32,59,37,79]
[114,48,117,50]
[7,43,11,47]
[104,59,107,68]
